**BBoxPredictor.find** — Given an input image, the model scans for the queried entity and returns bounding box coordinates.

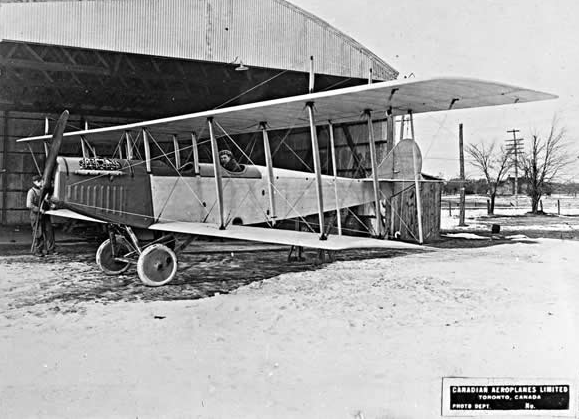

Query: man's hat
[219,149,233,158]
[32,175,42,182]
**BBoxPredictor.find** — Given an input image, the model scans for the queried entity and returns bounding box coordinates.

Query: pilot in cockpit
[219,149,243,172]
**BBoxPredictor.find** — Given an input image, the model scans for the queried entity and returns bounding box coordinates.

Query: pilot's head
[219,150,233,165]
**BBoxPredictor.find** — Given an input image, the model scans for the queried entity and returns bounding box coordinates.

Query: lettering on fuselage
[79,157,123,171]
[58,156,155,228]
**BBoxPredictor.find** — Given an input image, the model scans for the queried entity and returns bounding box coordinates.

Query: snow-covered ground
[441,208,579,232]
[1,238,578,418]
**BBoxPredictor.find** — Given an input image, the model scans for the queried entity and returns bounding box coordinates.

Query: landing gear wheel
[96,237,131,275]
[136,244,178,287]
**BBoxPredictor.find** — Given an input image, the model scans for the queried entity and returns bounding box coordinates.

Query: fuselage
[52,156,377,227]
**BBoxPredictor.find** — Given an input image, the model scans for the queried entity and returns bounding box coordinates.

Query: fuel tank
[52,157,155,228]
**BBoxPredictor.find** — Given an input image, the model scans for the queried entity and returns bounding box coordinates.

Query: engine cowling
[53,157,155,228]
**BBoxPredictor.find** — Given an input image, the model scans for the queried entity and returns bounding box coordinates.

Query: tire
[96,237,131,275]
[136,244,178,287]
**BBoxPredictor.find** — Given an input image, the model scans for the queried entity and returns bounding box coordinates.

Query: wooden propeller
[40,110,69,202]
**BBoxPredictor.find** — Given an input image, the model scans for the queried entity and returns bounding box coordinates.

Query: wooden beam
[340,124,367,178]
[21,44,54,83]
[3,43,18,60]
[57,47,83,86]
[0,57,109,76]
[92,50,112,70]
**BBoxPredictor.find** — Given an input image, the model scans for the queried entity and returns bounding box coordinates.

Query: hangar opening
[0,0,442,242]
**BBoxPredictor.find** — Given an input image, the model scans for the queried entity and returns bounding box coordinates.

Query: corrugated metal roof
[0,0,398,80]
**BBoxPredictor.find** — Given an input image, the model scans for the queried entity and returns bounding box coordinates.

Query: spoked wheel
[96,236,132,275]
[136,244,178,287]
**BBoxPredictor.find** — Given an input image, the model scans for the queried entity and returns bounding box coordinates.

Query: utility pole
[506,129,524,207]
[458,123,466,226]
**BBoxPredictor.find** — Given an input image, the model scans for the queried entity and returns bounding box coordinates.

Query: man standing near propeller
[25,110,69,257]
[26,174,55,257]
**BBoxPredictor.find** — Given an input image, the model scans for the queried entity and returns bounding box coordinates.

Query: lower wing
[46,209,105,223]
[149,221,425,251]
[47,209,425,251]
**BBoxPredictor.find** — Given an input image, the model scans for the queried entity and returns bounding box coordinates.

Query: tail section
[376,138,422,180]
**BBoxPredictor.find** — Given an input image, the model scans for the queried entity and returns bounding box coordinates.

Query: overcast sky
[290,0,579,180]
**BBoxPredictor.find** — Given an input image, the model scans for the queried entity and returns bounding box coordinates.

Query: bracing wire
[214,120,320,233]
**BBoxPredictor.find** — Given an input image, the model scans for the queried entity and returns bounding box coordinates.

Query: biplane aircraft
[17,77,556,286]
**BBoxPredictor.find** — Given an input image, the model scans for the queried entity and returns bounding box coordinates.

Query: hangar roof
[0,0,397,80]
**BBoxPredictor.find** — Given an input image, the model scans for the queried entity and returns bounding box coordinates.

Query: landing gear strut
[316,249,336,263]
[287,245,336,263]
[95,236,132,275]
[287,245,305,262]
[95,224,182,286]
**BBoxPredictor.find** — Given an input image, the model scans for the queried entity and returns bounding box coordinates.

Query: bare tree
[519,118,573,214]
[466,141,512,214]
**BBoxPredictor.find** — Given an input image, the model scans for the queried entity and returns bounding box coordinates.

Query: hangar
[0,0,441,241]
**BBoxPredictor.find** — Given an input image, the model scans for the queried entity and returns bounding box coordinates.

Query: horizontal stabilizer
[149,221,425,251]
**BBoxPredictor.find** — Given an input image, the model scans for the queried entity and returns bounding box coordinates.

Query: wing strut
[43,117,50,157]
[208,117,225,229]
[80,137,89,158]
[81,121,97,159]
[172,135,181,168]
[261,122,276,226]
[328,121,342,236]
[125,131,133,160]
[80,136,97,158]
[191,132,200,175]
[365,110,384,238]
[408,110,424,244]
[306,102,326,240]
[143,129,151,173]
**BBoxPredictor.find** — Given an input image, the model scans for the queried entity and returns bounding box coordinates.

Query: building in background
[0,0,441,241]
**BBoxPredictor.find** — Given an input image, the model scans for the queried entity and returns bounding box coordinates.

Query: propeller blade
[41,110,69,199]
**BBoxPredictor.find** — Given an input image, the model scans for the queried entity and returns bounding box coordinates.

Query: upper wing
[17,77,557,142]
